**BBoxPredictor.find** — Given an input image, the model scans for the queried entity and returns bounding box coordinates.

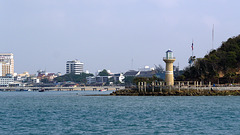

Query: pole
[212,24,214,50]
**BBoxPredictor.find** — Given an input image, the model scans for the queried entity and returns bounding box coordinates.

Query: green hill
[179,35,240,83]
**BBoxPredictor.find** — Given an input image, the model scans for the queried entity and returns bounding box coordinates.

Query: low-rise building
[37,70,59,82]
[86,76,96,84]
[0,75,14,87]
[113,73,125,83]
[124,70,140,77]
[137,70,157,78]
[86,73,125,85]
[96,76,112,84]
[14,72,30,82]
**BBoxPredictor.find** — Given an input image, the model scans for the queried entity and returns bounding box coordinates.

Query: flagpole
[192,39,194,57]
[189,39,194,67]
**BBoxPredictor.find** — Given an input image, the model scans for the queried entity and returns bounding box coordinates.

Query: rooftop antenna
[212,24,214,50]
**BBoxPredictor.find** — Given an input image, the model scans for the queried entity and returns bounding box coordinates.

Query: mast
[212,24,214,50]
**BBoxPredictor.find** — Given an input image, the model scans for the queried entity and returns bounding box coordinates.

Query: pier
[111,81,240,96]
[0,86,125,91]
[137,81,240,92]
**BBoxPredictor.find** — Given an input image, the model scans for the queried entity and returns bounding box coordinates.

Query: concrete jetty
[0,86,125,91]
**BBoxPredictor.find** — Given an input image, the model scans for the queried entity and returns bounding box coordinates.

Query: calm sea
[0,91,240,135]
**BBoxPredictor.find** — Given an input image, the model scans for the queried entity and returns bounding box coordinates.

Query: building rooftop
[137,70,157,78]
[124,70,139,76]
[166,49,173,53]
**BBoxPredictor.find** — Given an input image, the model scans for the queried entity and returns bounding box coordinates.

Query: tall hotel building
[0,53,14,76]
[66,60,84,75]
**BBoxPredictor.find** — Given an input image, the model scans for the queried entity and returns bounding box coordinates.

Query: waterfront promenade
[0,86,125,91]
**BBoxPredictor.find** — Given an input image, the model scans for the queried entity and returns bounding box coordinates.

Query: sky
[1,0,240,74]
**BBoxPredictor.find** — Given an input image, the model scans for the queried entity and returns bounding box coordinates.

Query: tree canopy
[98,69,110,76]
[54,73,94,83]
[180,35,240,83]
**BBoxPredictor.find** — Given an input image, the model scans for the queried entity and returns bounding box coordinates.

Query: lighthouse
[163,49,176,86]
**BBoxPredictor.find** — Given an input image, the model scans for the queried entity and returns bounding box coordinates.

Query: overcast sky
[1,0,240,74]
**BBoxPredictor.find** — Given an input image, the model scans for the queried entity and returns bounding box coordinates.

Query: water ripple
[0,92,240,134]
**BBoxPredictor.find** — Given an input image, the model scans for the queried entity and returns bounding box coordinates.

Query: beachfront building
[163,49,176,86]
[66,60,84,75]
[0,53,14,76]
[96,76,112,84]
[86,76,96,84]
[0,75,14,87]
[112,73,125,83]
[37,70,59,82]
[14,72,30,81]
[86,73,125,85]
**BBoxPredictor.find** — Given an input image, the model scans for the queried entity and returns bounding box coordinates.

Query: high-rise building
[66,60,84,75]
[0,53,14,76]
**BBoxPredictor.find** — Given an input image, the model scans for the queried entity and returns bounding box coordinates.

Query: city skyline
[1,0,240,74]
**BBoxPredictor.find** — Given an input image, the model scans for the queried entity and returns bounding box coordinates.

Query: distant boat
[99,89,107,92]
[39,88,45,92]
[16,89,30,92]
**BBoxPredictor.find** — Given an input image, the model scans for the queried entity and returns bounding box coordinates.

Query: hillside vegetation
[179,35,240,83]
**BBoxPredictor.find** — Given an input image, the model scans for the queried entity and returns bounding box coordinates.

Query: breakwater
[110,89,240,96]
[113,81,240,96]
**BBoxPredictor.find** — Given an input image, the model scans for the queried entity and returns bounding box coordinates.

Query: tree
[54,73,94,83]
[123,76,135,86]
[154,64,164,73]
[98,69,109,76]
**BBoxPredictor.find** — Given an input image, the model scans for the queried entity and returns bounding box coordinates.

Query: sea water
[0,91,240,134]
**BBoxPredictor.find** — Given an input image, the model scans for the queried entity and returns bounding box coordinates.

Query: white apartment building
[0,76,14,87]
[0,53,14,76]
[66,60,84,75]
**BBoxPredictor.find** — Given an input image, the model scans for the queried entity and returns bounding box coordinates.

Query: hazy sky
[1,0,240,74]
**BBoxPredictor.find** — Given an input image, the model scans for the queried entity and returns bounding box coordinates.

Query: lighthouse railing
[163,57,176,60]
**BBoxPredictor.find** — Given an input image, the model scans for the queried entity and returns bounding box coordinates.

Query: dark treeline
[177,35,240,83]
[54,73,94,83]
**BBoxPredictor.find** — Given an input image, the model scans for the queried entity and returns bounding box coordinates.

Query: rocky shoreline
[110,89,240,96]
